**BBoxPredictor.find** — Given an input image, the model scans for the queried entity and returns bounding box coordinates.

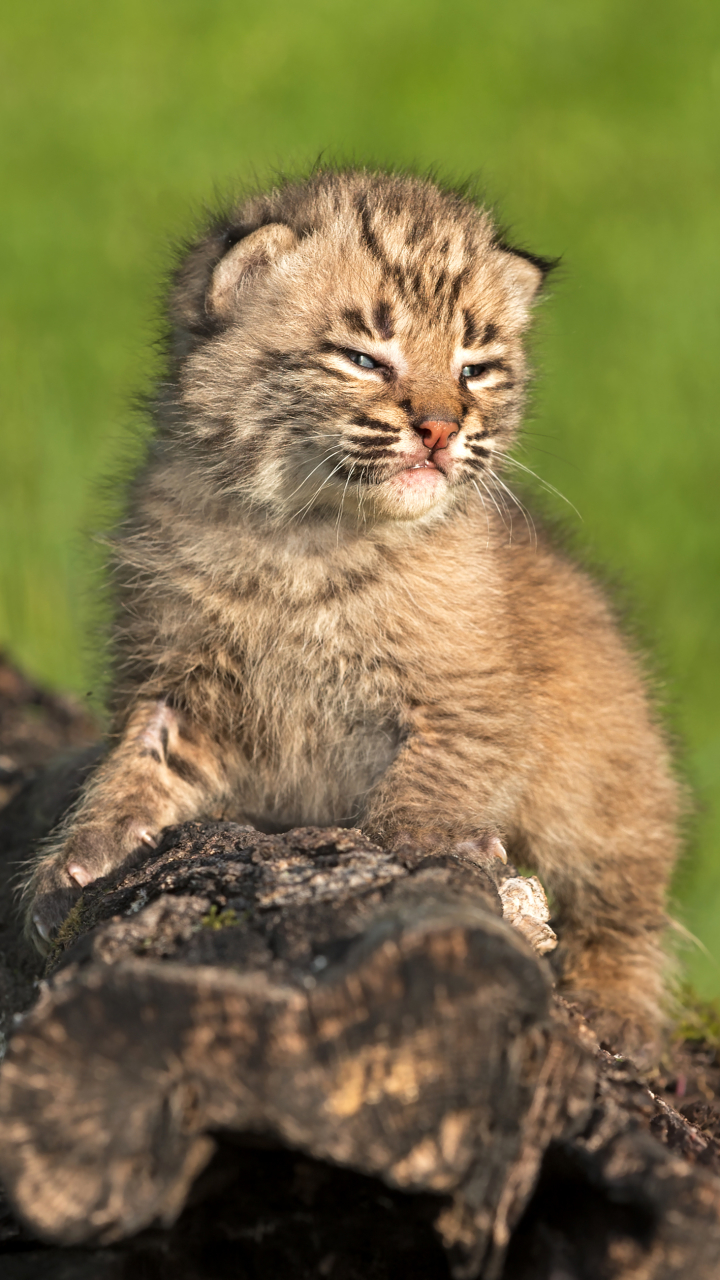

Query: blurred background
[1,0,718,992]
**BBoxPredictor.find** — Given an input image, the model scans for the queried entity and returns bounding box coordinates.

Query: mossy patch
[46,897,93,968]
[674,984,720,1050]
[201,905,238,931]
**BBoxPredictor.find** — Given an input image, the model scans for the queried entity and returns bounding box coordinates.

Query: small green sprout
[201,905,239,931]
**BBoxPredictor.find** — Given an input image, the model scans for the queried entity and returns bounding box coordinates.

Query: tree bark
[1,657,720,1279]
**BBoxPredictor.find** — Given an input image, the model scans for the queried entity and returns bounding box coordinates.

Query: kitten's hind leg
[525,807,678,1054]
[24,700,230,952]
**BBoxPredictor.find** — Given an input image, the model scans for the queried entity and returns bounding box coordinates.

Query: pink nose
[420,420,458,452]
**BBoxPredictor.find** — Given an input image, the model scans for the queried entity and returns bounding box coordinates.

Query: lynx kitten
[26,169,680,1039]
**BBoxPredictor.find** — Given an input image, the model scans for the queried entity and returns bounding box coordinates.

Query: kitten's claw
[488,837,507,863]
[67,862,95,888]
[32,913,54,945]
[453,835,507,865]
[28,881,82,954]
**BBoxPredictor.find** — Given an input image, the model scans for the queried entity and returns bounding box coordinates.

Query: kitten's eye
[461,363,491,379]
[347,350,379,370]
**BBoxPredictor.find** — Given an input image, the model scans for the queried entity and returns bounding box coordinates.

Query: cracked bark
[1,657,720,1279]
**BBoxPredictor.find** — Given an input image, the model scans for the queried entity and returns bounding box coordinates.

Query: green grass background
[1,0,719,991]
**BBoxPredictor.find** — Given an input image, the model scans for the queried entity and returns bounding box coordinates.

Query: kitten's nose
[419,419,459,452]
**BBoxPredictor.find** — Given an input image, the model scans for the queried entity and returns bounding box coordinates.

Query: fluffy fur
[25,168,680,1040]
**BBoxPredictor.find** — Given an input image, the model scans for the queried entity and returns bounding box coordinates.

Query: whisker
[293,456,350,523]
[284,448,346,504]
[500,455,582,521]
[472,471,511,533]
[487,468,537,547]
[355,461,370,527]
[336,461,357,543]
[513,432,575,467]
[470,480,492,548]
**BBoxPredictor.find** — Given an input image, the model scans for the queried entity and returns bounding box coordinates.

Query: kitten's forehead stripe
[462,310,479,348]
[372,300,394,339]
[342,309,373,340]
[355,193,451,319]
[356,195,388,268]
[410,269,426,302]
[448,269,469,310]
[434,271,448,301]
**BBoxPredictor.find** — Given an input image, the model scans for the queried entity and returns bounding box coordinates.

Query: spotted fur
[25,169,680,1043]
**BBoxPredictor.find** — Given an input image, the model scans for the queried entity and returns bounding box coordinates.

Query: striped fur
[25,170,680,1045]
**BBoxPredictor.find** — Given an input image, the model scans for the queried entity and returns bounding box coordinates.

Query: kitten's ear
[208,223,297,320]
[496,246,555,312]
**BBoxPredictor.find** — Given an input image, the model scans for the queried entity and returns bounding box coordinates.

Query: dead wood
[0,818,589,1277]
[1,656,720,1279]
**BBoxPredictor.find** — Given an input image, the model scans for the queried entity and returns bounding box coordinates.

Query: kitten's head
[164,169,552,526]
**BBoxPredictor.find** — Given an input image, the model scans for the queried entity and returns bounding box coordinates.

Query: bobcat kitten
[26,168,680,1038]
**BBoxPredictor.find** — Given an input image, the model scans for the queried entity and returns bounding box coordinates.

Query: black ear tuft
[493,237,560,295]
[492,237,559,314]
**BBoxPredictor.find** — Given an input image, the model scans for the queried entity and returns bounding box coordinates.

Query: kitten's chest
[242,585,405,734]
[229,573,409,822]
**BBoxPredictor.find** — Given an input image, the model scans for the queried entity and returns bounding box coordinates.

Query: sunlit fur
[26,169,680,1043]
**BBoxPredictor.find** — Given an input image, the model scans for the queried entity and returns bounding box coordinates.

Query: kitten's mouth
[398,453,451,483]
[375,453,450,517]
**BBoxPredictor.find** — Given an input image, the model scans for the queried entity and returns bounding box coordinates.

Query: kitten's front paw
[28,870,81,952]
[26,821,159,953]
[388,828,509,872]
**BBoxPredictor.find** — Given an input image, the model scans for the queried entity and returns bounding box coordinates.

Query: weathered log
[0,656,99,1057]
[0,820,594,1277]
[2,658,720,1278]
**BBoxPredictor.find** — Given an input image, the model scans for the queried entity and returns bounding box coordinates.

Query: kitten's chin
[374,465,450,520]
